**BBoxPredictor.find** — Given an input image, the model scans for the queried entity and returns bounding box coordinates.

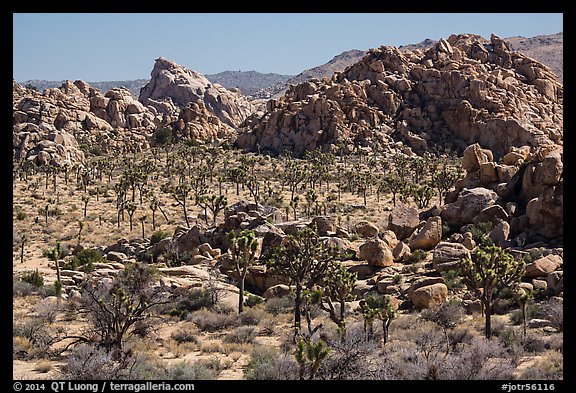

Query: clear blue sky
[13,13,563,82]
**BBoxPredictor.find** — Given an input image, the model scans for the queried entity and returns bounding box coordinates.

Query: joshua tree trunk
[238,276,245,314]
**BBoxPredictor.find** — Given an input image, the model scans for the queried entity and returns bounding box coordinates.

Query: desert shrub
[224,326,257,344]
[239,308,269,326]
[420,299,464,330]
[150,230,170,245]
[34,362,53,373]
[318,323,379,380]
[65,248,103,271]
[245,293,265,308]
[537,298,563,332]
[13,278,37,297]
[63,345,120,379]
[523,332,548,353]
[170,327,200,345]
[510,303,540,325]
[519,350,563,380]
[16,211,27,220]
[245,346,298,380]
[499,327,522,349]
[152,127,173,146]
[438,336,516,380]
[406,249,427,263]
[167,360,219,380]
[441,269,464,290]
[522,248,545,264]
[175,288,214,317]
[191,309,239,332]
[469,222,493,246]
[447,326,476,349]
[21,270,44,287]
[489,315,508,337]
[265,295,295,315]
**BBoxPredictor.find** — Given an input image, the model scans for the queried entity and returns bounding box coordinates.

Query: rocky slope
[235,34,562,158]
[506,33,563,83]
[13,80,161,167]
[138,57,257,141]
[13,57,261,166]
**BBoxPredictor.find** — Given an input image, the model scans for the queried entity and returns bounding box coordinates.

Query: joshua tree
[263,226,335,336]
[360,294,397,345]
[514,286,533,340]
[81,195,90,219]
[305,189,317,217]
[162,183,191,227]
[282,158,308,202]
[296,336,331,380]
[20,234,26,264]
[196,194,228,225]
[77,221,84,243]
[148,196,159,231]
[430,155,463,205]
[290,195,300,221]
[316,263,357,338]
[460,245,525,338]
[411,183,435,209]
[228,229,258,314]
[138,215,147,239]
[226,166,247,196]
[52,242,63,298]
[124,201,137,232]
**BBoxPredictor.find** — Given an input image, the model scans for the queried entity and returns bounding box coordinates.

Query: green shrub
[510,303,540,325]
[407,249,427,263]
[245,293,265,308]
[66,248,103,271]
[150,230,170,245]
[441,269,464,290]
[21,270,43,287]
[15,211,27,220]
[153,127,173,146]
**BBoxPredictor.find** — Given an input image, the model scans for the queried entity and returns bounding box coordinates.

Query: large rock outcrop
[13,80,162,166]
[235,34,562,157]
[139,57,256,141]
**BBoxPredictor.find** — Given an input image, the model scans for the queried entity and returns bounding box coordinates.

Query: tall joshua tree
[228,229,258,314]
[263,226,335,336]
[460,245,525,338]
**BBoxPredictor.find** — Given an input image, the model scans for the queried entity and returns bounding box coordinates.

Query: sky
[13,13,563,82]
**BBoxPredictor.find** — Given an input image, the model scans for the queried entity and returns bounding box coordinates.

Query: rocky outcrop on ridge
[235,34,562,157]
[139,57,256,141]
[13,80,162,166]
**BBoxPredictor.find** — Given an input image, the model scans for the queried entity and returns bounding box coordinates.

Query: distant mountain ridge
[204,71,292,96]
[20,32,562,98]
[20,79,149,97]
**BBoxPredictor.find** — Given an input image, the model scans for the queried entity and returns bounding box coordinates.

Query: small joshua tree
[196,194,228,225]
[360,293,397,344]
[77,221,84,243]
[295,336,330,380]
[228,229,258,314]
[124,201,137,232]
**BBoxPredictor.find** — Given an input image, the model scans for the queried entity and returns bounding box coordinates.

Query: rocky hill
[235,34,562,158]
[506,33,563,82]
[13,80,161,167]
[13,58,259,166]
